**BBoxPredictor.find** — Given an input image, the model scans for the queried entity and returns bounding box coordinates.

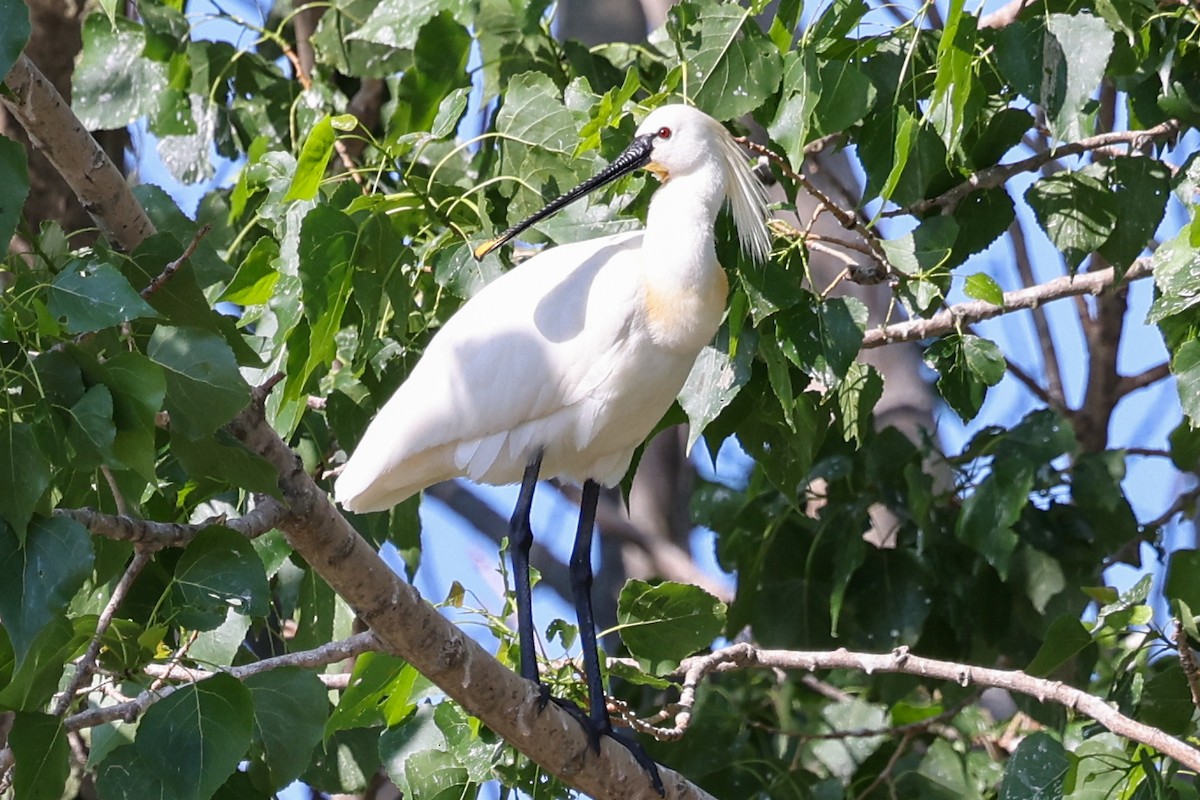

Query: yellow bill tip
[473,239,500,261]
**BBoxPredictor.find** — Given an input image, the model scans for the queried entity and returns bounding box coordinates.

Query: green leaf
[836,361,883,447]
[963,273,1004,305]
[66,384,118,469]
[1173,339,1200,423]
[218,236,280,306]
[0,516,93,667]
[171,430,282,497]
[1147,218,1200,324]
[1164,550,1200,614]
[148,325,249,440]
[48,258,160,334]
[0,134,29,248]
[379,705,449,795]
[679,333,754,454]
[1098,158,1170,269]
[812,59,876,136]
[881,216,959,314]
[10,712,70,800]
[777,296,867,386]
[0,422,51,540]
[1043,14,1114,143]
[73,15,169,129]
[617,580,726,673]
[767,51,820,171]
[927,0,977,152]
[495,72,596,226]
[95,673,254,800]
[326,652,414,736]
[925,333,1004,421]
[0,0,30,78]
[285,116,337,201]
[1026,167,1117,272]
[245,668,329,789]
[88,352,166,481]
[0,618,76,712]
[170,528,269,630]
[1137,664,1193,736]
[998,732,1067,799]
[667,0,783,120]
[1025,616,1093,677]
[809,698,888,782]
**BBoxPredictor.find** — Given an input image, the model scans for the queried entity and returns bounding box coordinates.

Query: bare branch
[53,501,287,549]
[862,260,1153,348]
[141,224,211,298]
[51,550,153,716]
[653,644,1200,771]
[63,632,380,733]
[897,121,1181,217]
[1009,218,1066,405]
[1117,362,1172,398]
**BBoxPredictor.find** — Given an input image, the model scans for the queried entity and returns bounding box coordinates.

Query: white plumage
[335,103,769,514]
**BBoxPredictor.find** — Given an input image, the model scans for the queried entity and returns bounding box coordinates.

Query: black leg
[509,451,543,684]
[566,480,665,796]
[569,481,607,731]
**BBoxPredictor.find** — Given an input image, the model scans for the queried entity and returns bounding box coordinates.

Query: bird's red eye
[657,126,672,139]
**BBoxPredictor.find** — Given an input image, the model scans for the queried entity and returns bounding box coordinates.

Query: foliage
[0,0,1199,797]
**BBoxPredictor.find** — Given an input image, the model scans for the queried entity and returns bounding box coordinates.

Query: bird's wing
[336,231,645,508]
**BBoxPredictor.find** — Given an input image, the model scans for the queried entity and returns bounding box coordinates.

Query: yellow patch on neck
[642,268,729,349]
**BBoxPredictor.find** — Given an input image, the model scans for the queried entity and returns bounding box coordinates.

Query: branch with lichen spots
[862,260,1153,348]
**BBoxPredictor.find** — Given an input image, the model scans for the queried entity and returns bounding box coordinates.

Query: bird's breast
[641,266,729,352]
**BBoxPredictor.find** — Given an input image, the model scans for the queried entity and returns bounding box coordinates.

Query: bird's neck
[642,162,726,283]
[638,163,730,351]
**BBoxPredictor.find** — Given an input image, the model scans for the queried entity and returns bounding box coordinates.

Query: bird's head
[474,104,770,262]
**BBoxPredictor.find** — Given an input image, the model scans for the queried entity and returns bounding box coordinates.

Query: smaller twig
[854,729,913,799]
[1143,485,1200,531]
[1175,621,1200,711]
[141,224,211,299]
[64,632,380,734]
[897,120,1182,216]
[54,498,287,549]
[736,136,891,276]
[1125,448,1172,459]
[1116,363,1172,398]
[50,550,153,716]
[1004,357,1061,411]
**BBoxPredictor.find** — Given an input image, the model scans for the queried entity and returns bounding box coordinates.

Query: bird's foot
[537,691,664,796]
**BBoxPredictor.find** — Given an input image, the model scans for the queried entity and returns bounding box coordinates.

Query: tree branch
[53,500,287,549]
[651,644,1200,771]
[225,402,710,800]
[61,632,380,733]
[896,121,1181,217]
[862,260,1153,348]
[0,54,154,250]
[1117,362,1172,398]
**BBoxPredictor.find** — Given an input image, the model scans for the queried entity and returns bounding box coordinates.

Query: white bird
[335,103,770,792]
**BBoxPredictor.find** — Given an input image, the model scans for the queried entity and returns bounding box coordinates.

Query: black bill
[472,131,656,261]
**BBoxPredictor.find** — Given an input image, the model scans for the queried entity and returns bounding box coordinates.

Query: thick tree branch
[862,260,1153,348]
[53,500,287,549]
[0,54,154,250]
[652,644,1200,771]
[225,402,708,800]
